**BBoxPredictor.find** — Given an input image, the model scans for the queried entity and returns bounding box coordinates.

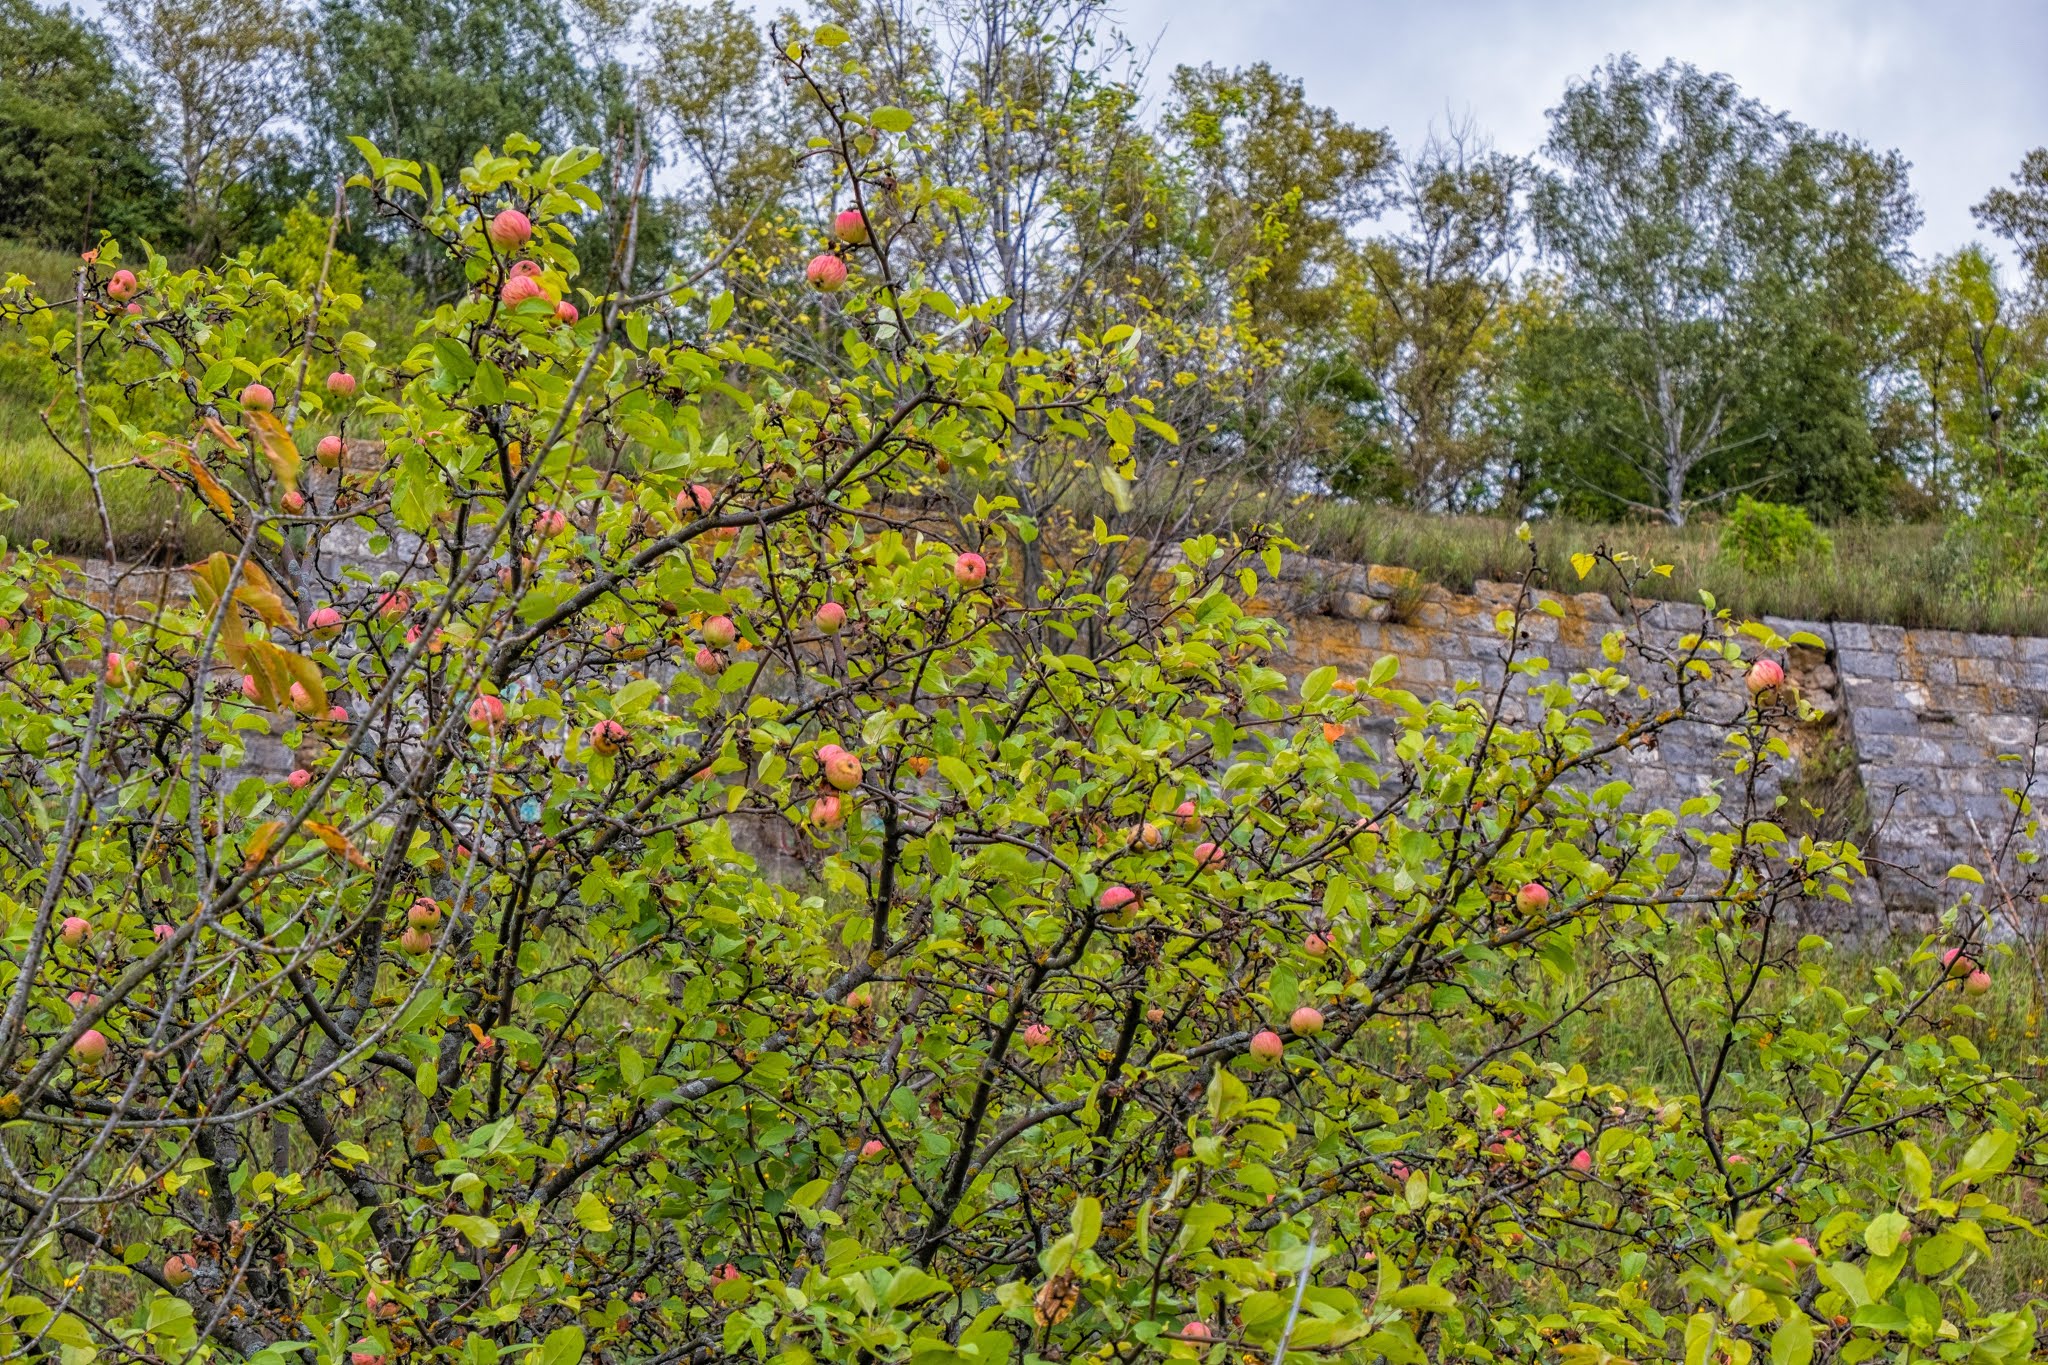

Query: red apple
[1941,947,1975,978]
[308,606,344,638]
[103,652,129,687]
[287,768,312,790]
[694,647,724,675]
[107,269,138,301]
[510,259,542,279]
[1965,968,1991,996]
[1515,882,1550,915]
[153,923,175,941]
[1288,1006,1323,1036]
[535,509,570,539]
[1569,1148,1593,1174]
[466,694,506,734]
[60,915,90,946]
[501,275,545,305]
[163,1252,197,1285]
[806,253,848,291]
[815,601,847,634]
[701,616,738,648]
[860,1138,885,1160]
[1173,800,1200,831]
[124,302,141,316]
[377,590,410,618]
[407,897,442,929]
[326,371,357,396]
[1249,1029,1283,1061]
[1746,658,1784,695]
[1146,1007,1165,1024]
[1192,840,1224,871]
[1022,1023,1053,1048]
[1132,821,1166,850]
[810,793,843,828]
[677,483,716,517]
[952,551,987,587]
[554,300,578,324]
[1303,932,1328,958]
[282,490,306,514]
[240,383,275,411]
[328,705,348,723]
[1098,884,1138,913]
[399,926,433,955]
[1180,1322,1211,1342]
[588,719,627,755]
[833,208,869,244]
[239,674,259,702]
[824,749,863,791]
[316,435,344,466]
[489,209,532,249]
[72,1029,108,1065]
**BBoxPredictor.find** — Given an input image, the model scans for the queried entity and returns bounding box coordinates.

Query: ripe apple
[806,253,848,291]
[163,1252,197,1285]
[281,489,306,515]
[1288,1005,1324,1036]
[287,768,312,790]
[326,371,356,396]
[107,269,138,301]
[124,302,142,316]
[677,483,716,517]
[824,748,863,791]
[1180,1322,1211,1342]
[810,793,843,828]
[60,915,90,946]
[153,923,175,941]
[407,897,442,929]
[701,616,738,648]
[588,719,627,755]
[1131,821,1166,850]
[377,590,410,618]
[466,694,506,734]
[240,383,275,411]
[501,275,545,305]
[239,674,259,702]
[1146,1007,1165,1024]
[952,551,987,587]
[1303,932,1328,958]
[1098,884,1138,913]
[1941,947,1975,978]
[510,259,542,279]
[833,208,869,244]
[1569,1148,1593,1174]
[1022,1023,1053,1048]
[815,600,847,634]
[72,1029,108,1065]
[1192,840,1225,871]
[554,300,578,325]
[1249,1029,1283,1061]
[1173,800,1200,831]
[489,209,532,249]
[1515,882,1549,915]
[860,1138,886,1160]
[694,647,724,675]
[1746,658,1784,695]
[535,509,570,539]
[316,435,344,467]
[308,606,344,637]
[399,926,433,955]
[1965,968,1992,996]
[103,651,129,687]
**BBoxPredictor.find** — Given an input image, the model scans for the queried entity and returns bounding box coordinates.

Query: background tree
[1520,56,1917,524]
[108,0,310,259]
[0,0,176,252]
[1975,147,2048,293]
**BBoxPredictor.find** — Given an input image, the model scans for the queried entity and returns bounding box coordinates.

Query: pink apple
[1098,884,1138,913]
[489,209,532,249]
[1941,947,1975,978]
[1192,840,1224,871]
[107,269,138,301]
[501,274,545,305]
[833,208,869,244]
[860,1138,885,1159]
[65,990,97,1008]
[534,509,569,539]
[240,383,274,411]
[325,371,356,396]
[125,302,141,316]
[1022,1023,1053,1048]
[815,601,847,634]
[677,483,716,517]
[1965,968,1992,996]
[328,705,348,723]
[1132,821,1166,850]
[952,551,987,587]
[806,253,848,291]
[1516,883,1549,915]
[1173,800,1200,831]
[59,915,89,946]
[316,435,344,466]
[377,590,410,618]
[289,682,312,711]
[72,1029,108,1065]
[1569,1148,1593,1174]
[399,926,433,956]
[407,897,442,929]
[554,300,578,324]
[701,615,738,648]
[694,647,724,675]
[824,749,863,791]
[163,1252,196,1285]
[1249,1029,1283,1061]
[236,674,258,702]
[103,652,129,687]
[588,719,627,755]
[1180,1322,1211,1342]
[308,606,344,637]
[351,1353,385,1365]
[287,768,312,789]
[1303,932,1328,958]
[1746,658,1784,695]
[153,923,175,941]
[810,793,843,828]
[1288,1006,1323,1036]
[1146,1007,1165,1024]
[466,694,506,734]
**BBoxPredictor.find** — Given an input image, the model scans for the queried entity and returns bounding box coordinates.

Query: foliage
[0,0,179,253]
[1974,147,2048,292]
[1717,496,1834,576]
[0,27,2045,1365]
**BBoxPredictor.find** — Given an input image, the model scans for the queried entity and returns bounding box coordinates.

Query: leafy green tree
[1520,57,1917,524]
[1975,148,2048,292]
[108,0,311,259]
[0,0,177,252]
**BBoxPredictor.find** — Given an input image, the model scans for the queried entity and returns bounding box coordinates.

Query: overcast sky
[1106,0,2046,271]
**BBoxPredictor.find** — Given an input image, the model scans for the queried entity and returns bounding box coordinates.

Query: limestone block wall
[1255,553,2048,934]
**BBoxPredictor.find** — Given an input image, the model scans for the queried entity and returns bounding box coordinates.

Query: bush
[1718,495,1835,575]
[0,32,2043,1365]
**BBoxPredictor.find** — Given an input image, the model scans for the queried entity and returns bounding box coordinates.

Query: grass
[0,411,228,562]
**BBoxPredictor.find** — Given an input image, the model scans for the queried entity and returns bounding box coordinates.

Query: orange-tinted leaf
[200,416,245,454]
[305,820,369,870]
[242,820,283,872]
[182,446,236,521]
[245,409,302,494]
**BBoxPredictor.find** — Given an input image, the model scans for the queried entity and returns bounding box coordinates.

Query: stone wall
[1254,553,2048,935]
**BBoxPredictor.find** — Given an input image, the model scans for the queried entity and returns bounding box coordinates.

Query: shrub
[1718,495,1835,575]
[0,31,2042,1365]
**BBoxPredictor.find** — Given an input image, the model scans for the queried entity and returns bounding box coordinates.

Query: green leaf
[870,107,914,133]
[574,1190,614,1233]
[1895,1140,1932,1200]
[1302,665,1336,704]
[1947,863,1984,883]
[709,292,734,330]
[1863,1211,1909,1257]
[535,1325,585,1365]
[1386,1285,1455,1313]
[814,22,850,45]
[443,1214,500,1247]
[1769,1314,1814,1365]
[1952,1128,2017,1185]
[1071,1196,1101,1251]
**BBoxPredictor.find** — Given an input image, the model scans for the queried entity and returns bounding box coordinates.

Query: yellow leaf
[1570,552,1596,580]
[242,820,283,872]
[181,447,236,521]
[1947,864,1984,884]
[244,410,302,494]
